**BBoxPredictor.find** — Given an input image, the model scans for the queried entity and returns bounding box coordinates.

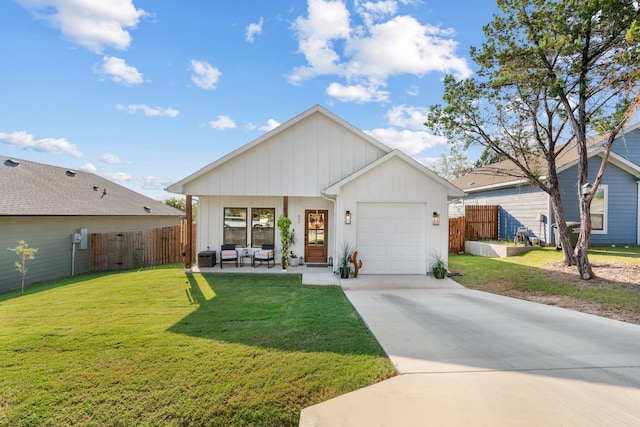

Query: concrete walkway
[299,277,640,426]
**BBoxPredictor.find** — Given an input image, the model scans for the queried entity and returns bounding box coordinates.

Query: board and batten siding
[184,112,387,197]
[462,185,550,242]
[335,155,451,268]
[0,216,181,292]
[557,159,638,244]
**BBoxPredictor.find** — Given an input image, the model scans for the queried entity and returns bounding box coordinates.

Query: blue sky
[1,0,497,200]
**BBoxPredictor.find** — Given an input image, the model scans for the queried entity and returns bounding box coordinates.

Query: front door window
[305,210,328,263]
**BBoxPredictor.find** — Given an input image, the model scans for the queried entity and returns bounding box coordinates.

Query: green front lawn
[0,266,395,426]
[449,246,640,311]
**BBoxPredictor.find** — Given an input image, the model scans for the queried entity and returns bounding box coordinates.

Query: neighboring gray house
[1,156,184,292]
[451,124,640,246]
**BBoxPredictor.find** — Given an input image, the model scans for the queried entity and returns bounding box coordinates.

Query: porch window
[223,207,247,246]
[590,186,607,233]
[251,208,275,247]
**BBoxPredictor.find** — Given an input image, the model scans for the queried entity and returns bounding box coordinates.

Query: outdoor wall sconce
[432,212,440,226]
[345,210,352,224]
[581,183,593,196]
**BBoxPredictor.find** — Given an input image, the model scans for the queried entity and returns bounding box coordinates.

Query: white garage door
[356,202,427,274]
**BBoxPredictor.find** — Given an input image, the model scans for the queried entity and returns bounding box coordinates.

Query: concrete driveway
[299,276,640,426]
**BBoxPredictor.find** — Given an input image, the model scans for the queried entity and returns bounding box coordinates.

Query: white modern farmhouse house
[167,105,462,275]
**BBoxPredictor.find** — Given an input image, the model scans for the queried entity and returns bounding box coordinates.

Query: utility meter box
[80,228,88,249]
[72,233,82,244]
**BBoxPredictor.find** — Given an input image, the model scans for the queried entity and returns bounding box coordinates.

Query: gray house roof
[453,125,640,193]
[1,156,184,217]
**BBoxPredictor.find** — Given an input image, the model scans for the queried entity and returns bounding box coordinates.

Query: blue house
[451,124,640,246]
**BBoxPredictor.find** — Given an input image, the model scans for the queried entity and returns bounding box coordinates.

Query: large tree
[427,0,640,279]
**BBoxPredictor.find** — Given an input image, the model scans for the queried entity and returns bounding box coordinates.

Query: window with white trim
[590,185,607,233]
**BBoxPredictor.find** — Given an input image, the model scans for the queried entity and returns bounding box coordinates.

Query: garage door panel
[357,202,427,275]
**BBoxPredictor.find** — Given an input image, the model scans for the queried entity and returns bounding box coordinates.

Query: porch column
[185,194,193,268]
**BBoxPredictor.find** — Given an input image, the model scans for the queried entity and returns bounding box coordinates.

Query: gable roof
[324,149,464,197]
[0,156,184,217]
[166,105,392,194]
[454,125,640,193]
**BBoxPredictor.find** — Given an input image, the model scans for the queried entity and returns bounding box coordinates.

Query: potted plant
[289,250,298,267]
[277,215,292,270]
[336,242,355,279]
[431,253,448,279]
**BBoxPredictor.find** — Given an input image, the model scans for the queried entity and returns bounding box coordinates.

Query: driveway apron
[299,276,640,426]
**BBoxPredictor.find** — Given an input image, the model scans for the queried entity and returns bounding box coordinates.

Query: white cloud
[326,82,389,103]
[99,153,126,164]
[246,17,264,43]
[79,163,170,190]
[208,115,236,130]
[355,0,397,26]
[103,171,133,182]
[289,0,472,102]
[346,16,470,79]
[79,162,97,173]
[365,127,446,155]
[96,56,143,85]
[386,104,429,130]
[406,85,420,96]
[259,119,281,132]
[364,104,445,155]
[17,0,146,53]
[191,59,221,90]
[289,0,351,84]
[116,104,179,117]
[0,130,83,158]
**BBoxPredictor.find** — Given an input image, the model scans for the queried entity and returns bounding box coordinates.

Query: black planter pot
[340,267,350,279]
[433,268,447,279]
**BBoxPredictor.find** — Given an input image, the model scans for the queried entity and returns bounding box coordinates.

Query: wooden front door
[304,210,328,263]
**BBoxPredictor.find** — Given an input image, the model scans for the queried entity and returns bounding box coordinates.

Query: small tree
[277,215,292,270]
[164,197,186,211]
[8,240,38,295]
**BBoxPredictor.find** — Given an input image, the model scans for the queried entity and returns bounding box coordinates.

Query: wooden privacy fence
[449,205,499,254]
[91,221,196,271]
[449,216,466,254]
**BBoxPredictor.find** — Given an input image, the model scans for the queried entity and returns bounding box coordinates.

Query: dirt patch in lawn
[505,261,640,325]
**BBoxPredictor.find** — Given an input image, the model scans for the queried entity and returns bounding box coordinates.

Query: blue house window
[591,186,607,234]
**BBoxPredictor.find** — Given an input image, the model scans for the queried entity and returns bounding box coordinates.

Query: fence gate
[449,217,466,254]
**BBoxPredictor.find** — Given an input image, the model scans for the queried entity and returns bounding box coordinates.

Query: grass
[449,246,640,311]
[0,265,395,426]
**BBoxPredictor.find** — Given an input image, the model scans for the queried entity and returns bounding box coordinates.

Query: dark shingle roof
[0,156,184,217]
[452,127,637,192]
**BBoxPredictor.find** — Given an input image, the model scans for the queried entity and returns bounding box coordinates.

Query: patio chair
[220,244,238,268]
[253,244,275,268]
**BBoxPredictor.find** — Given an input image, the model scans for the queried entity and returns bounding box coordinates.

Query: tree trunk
[575,195,595,279]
